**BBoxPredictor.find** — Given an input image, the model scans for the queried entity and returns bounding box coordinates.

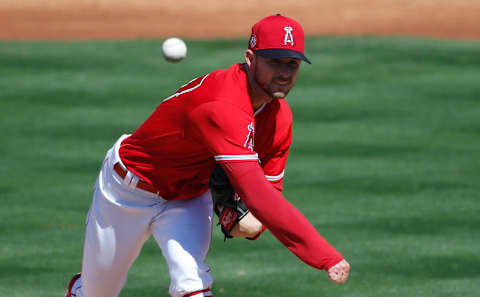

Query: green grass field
[1,36,479,297]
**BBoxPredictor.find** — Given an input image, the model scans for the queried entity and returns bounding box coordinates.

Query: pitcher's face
[253,55,301,99]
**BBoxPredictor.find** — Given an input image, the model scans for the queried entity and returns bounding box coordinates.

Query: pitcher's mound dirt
[1,0,479,40]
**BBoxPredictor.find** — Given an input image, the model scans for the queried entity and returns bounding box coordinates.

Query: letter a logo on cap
[283,26,294,46]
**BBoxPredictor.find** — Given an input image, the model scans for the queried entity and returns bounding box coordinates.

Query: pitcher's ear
[245,49,255,68]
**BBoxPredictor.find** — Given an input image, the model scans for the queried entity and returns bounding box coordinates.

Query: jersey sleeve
[263,147,290,191]
[260,126,291,192]
[188,101,258,163]
[256,100,293,192]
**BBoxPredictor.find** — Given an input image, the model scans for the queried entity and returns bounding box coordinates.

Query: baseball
[162,37,187,63]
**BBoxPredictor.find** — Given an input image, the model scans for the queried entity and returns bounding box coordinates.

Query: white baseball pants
[77,135,214,297]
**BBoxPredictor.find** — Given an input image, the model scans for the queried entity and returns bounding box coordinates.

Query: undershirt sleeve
[221,160,344,270]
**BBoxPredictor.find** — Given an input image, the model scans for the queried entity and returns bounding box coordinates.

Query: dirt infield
[1,0,480,40]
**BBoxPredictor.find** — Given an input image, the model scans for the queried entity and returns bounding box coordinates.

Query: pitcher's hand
[327,259,350,284]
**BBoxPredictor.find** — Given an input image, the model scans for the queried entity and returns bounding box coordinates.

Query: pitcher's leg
[151,191,214,297]
[79,178,154,297]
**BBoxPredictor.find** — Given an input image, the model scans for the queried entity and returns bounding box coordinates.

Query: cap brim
[254,49,311,64]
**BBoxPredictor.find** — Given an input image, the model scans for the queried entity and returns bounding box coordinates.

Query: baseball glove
[209,164,249,240]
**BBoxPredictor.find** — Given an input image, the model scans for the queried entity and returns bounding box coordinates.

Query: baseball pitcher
[65,14,350,297]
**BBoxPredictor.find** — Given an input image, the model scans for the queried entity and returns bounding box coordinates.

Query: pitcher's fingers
[327,259,350,284]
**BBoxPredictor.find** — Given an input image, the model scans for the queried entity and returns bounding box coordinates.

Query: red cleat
[64,273,81,297]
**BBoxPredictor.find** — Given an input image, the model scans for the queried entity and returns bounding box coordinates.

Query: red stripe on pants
[183,288,212,297]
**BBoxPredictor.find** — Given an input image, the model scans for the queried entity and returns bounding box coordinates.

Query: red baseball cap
[248,14,311,64]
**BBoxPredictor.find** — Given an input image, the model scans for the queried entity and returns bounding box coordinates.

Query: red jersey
[119,63,291,200]
[119,63,343,270]
[254,98,292,192]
